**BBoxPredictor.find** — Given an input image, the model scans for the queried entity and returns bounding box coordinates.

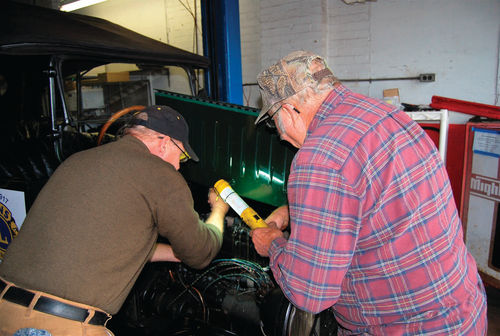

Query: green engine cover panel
[155,91,297,207]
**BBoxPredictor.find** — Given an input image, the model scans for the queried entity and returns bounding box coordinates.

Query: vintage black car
[0,2,336,335]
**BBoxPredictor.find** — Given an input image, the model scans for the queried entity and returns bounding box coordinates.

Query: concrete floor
[486,285,500,336]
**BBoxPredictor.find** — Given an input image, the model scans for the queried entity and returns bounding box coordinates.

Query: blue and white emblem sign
[0,188,26,260]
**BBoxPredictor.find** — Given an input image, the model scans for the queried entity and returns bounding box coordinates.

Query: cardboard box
[383,88,399,98]
[97,71,129,82]
[383,88,400,107]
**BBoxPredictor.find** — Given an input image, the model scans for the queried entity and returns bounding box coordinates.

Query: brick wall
[241,0,328,108]
[166,0,203,55]
[74,0,500,108]
[328,1,371,95]
[239,0,261,107]
[260,0,327,68]
[77,0,203,95]
[251,0,499,108]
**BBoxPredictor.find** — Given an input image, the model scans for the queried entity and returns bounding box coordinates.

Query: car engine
[108,212,338,336]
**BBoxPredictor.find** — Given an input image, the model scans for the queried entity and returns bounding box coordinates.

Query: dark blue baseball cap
[132,105,199,162]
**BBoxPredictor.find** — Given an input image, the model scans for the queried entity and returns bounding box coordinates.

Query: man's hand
[205,188,229,235]
[265,205,289,230]
[251,227,284,257]
[208,188,230,213]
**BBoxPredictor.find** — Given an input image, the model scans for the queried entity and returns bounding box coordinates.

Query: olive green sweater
[0,135,222,314]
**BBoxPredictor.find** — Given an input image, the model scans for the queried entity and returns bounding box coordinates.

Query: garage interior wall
[255,0,500,117]
[75,0,203,95]
[75,0,202,52]
[73,0,499,115]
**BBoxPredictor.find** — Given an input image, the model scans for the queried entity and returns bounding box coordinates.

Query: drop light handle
[214,179,268,230]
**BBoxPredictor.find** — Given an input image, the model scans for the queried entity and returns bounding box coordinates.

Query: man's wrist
[211,205,228,216]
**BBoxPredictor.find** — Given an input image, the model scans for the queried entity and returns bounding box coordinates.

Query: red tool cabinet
[461,122,500,287]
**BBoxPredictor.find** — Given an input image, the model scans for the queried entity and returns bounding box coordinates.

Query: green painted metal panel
[155,91,296,207]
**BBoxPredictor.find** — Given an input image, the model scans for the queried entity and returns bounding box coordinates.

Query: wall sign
[0,188,26,260]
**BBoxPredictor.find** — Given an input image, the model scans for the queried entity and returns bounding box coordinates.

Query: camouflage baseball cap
[255,50,336,124]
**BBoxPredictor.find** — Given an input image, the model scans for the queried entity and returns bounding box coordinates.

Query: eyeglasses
[264,106,282,129]
[170,139,190,163]
[264,105,301,129]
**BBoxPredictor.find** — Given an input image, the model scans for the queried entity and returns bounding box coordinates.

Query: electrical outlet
[419,73,435,82]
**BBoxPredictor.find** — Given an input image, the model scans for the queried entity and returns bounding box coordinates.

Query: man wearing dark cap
[251,51,487,335]
[0,105,229,335]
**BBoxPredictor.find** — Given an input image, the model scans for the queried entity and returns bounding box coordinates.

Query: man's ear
[159,135,171,154]
[281,104,302,127]
[161,135,171,145]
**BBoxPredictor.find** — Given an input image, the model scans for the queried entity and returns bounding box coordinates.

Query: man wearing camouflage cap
[251,51,487,335]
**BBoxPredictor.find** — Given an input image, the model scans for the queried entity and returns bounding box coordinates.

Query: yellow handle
[213,179,267,229]
[241,208,268,229]
[214,179,231,195]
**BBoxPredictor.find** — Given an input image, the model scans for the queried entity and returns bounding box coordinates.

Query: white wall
[241,0,328,108]
[368,0,499,106]
[76,0,169,43]
[241,0,500,114]
[75,0,203,51]
[240,0,261,107]
[75,0,203,95]
[72,0,500,114]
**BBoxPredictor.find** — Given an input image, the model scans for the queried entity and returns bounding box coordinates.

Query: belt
[0,279,109,326]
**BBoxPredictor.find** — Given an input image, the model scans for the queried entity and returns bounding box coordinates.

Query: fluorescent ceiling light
[60,0,107,12]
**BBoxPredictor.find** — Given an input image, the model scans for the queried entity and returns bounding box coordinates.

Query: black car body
[0,2,336,335]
